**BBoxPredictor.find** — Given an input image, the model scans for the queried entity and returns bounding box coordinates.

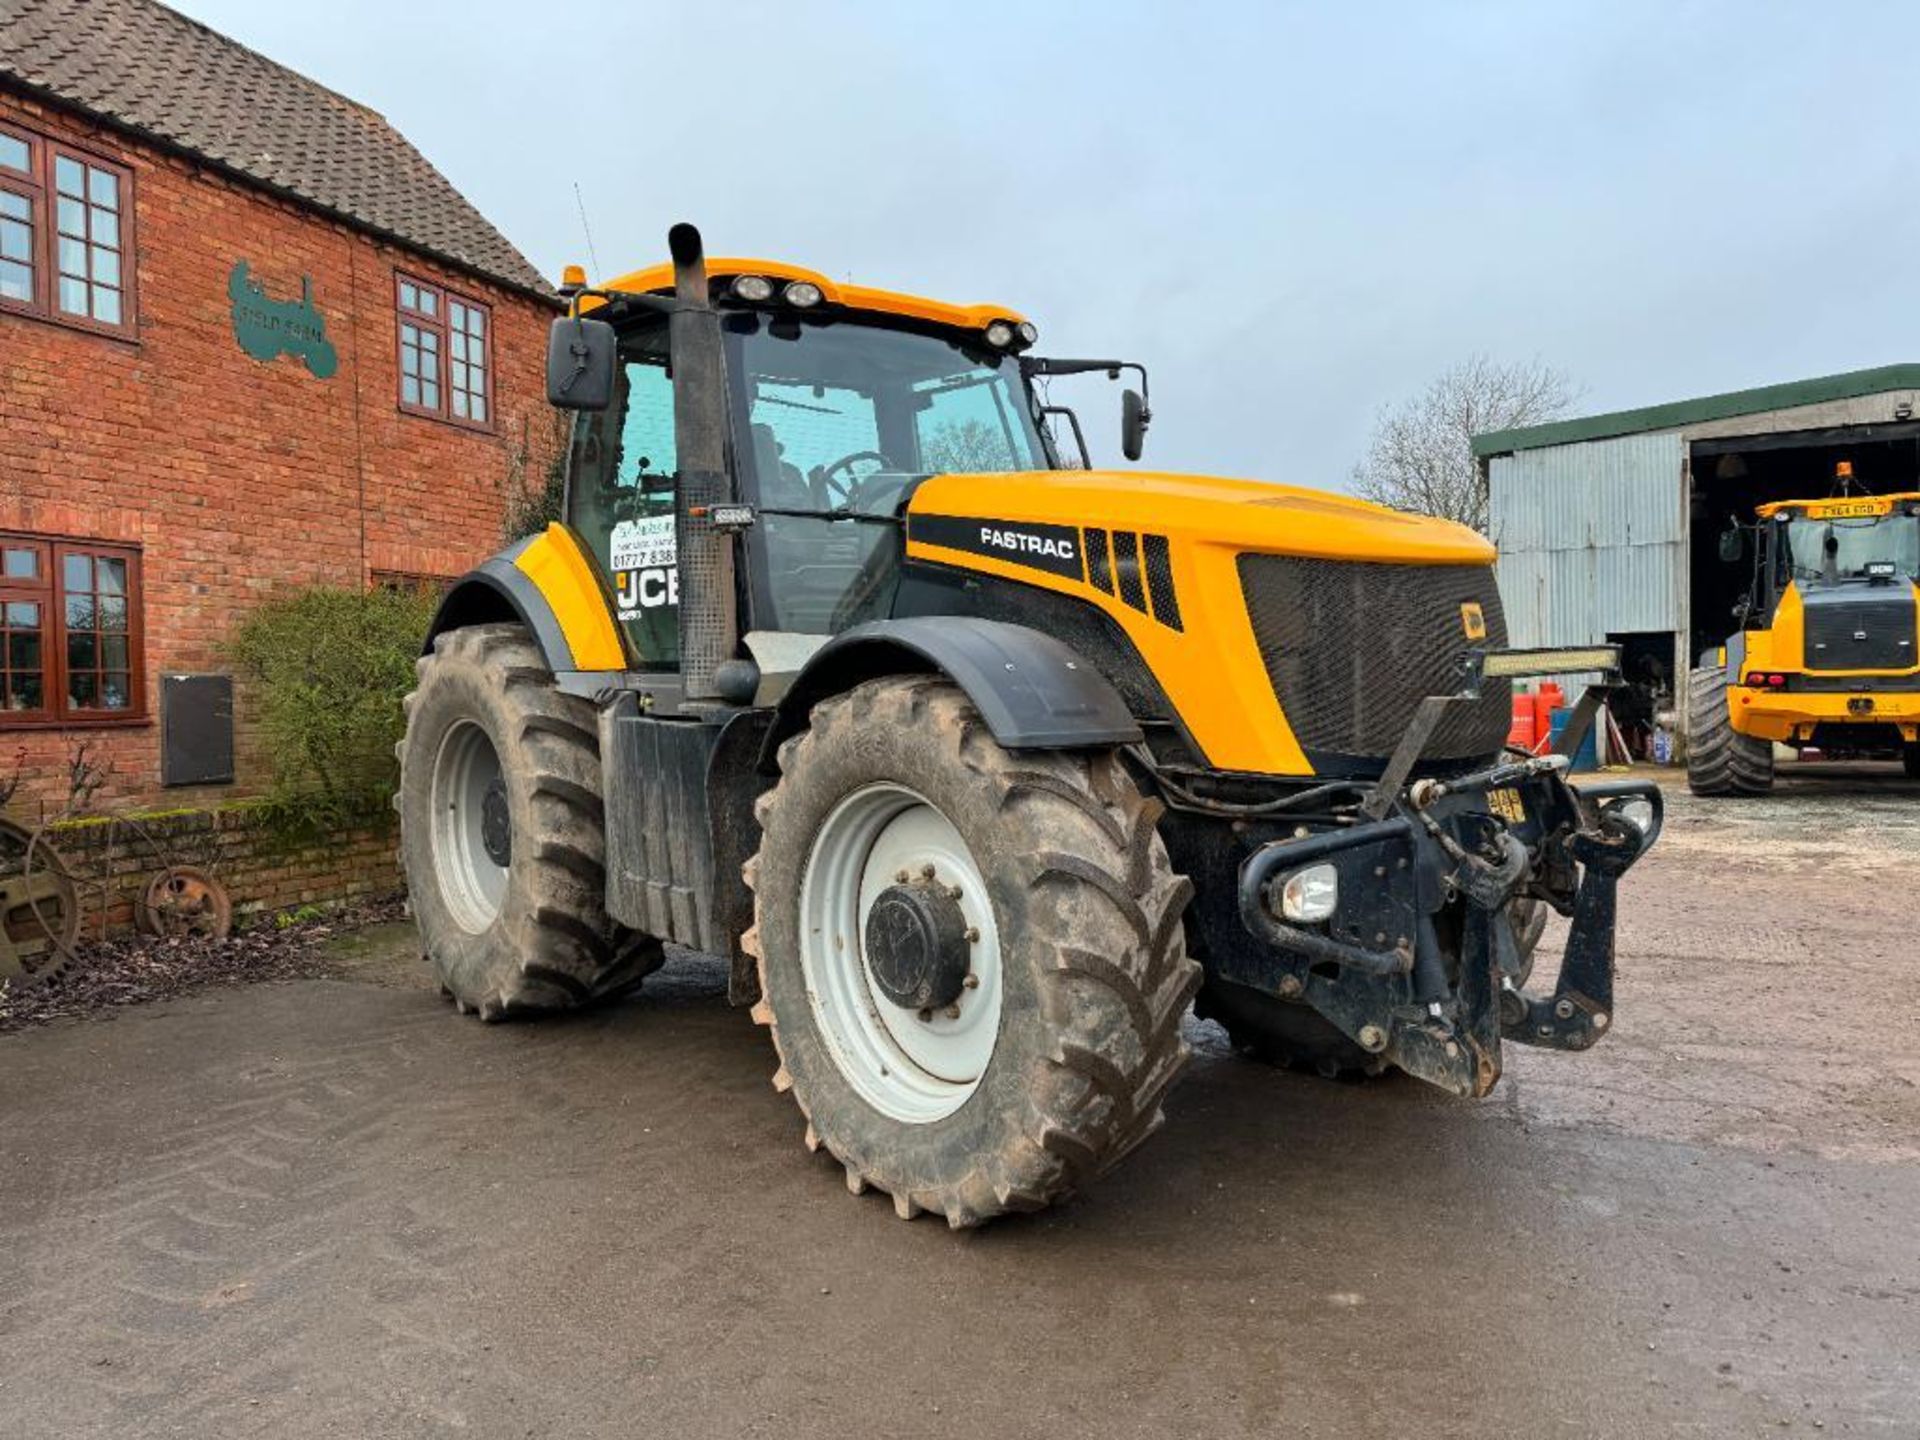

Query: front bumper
[1733,681,1920,742]
[1232,754,1659,1097]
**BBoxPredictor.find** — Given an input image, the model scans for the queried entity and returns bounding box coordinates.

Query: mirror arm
[565,286,676,320]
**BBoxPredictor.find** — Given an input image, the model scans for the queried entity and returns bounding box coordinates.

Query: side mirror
[1717,524,1745,563]
[547,315,617,410]
[1121,387,1149,462]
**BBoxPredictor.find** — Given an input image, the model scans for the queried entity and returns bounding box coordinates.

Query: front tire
[743,677,1200,1227]
[1686,664,1774,796]
[398,624,661,1019]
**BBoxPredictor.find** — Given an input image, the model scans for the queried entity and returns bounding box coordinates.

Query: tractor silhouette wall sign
[228,260,338,378]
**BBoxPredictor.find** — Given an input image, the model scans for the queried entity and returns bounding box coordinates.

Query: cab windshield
[725,312,1051,515]
[1783,512,1920,586]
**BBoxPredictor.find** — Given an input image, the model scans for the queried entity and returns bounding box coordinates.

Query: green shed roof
[1471,363,1920,458]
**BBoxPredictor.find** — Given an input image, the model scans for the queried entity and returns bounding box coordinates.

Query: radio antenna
[572,182,602,277]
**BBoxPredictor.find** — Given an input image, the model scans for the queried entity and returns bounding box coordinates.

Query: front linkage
[1232,649,1661,1097]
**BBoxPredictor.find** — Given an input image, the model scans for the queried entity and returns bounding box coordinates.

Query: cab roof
[593,256,1026,333]
[1755,492,1920,520]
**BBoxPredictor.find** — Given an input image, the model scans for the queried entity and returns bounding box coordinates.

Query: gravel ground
[0,762,1915,1438]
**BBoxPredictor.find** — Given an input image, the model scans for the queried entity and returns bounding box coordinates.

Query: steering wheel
[812,450,892,509]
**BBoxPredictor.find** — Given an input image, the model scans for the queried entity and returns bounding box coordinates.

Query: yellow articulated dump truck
[397,224,1660,1226]
[1692,485,1920,794]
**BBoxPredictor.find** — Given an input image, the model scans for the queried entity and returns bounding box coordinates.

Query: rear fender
[424,525,627,673]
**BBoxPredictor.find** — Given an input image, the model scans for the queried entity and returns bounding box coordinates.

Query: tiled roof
[0,0,552,297]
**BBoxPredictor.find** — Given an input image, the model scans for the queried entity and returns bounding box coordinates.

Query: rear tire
[1686,664,1774,796]
[744,676,1200,1227]
[398,623,662,1019]
[1904,744,1920,780]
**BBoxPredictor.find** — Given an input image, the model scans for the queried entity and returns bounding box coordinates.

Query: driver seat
[751,423,811,509]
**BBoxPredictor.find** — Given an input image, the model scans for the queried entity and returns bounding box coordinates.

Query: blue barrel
[1547,707,1600,772]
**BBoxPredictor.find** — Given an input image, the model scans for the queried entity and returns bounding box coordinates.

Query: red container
[1508,695,1537,752]
[1531,682,1566,751]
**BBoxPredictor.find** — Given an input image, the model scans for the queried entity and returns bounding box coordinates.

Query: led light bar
[1480,645,1621,679]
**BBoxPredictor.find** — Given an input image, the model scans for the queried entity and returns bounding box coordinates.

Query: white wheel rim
[430,720,508,933]
[798,782,1004,1124]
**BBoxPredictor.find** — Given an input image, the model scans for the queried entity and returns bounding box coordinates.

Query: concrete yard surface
[1,766,1916,1438]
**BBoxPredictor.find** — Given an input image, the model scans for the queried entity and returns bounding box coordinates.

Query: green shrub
[231,585,440,836]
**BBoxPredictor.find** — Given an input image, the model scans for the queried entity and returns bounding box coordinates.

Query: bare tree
[1351,355,1579,533]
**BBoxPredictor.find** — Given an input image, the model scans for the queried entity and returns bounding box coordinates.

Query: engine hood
[907,470,1495,566]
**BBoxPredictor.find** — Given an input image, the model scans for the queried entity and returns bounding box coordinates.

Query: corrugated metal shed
[1489,431,1685,648]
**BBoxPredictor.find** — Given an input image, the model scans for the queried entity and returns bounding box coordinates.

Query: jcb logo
[1460,602,1487,641]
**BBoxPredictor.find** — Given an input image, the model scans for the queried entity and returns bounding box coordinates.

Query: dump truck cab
[404,224,1660,1227]
[1690,487,1920,793]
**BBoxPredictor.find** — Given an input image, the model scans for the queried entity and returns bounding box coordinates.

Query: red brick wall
[0,85,559,819]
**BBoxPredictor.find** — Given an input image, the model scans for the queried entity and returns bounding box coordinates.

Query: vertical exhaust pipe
[665,222,737,702]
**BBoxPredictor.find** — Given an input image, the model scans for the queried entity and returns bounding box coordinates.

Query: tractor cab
[554,257,1132,673]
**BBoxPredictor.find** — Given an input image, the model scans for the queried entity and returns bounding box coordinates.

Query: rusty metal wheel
[137,865,233,940]
[0,817,81,990]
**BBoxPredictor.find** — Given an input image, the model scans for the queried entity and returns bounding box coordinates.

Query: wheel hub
[863,879,970,1011]
[480,777,512,868]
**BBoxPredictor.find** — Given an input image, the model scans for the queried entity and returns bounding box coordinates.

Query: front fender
[759,618,1141,771]
[424,525,626,674]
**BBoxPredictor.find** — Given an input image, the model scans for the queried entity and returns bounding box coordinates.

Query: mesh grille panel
[1803,596,1916,671]
[1238,554,1512,763]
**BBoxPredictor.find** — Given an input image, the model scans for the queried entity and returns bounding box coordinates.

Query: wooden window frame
[394,271,494,433]
[0,119,137,341]
[0,531,146,729]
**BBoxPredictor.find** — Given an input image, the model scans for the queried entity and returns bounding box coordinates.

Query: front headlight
[1612,797,1655,835]
[1274,863,1339,924]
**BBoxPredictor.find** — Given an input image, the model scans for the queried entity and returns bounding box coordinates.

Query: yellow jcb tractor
[398,224,1660,1226]
[1691,485,1920,794]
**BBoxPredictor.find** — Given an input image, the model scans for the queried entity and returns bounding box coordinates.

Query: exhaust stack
[665,223,738,702]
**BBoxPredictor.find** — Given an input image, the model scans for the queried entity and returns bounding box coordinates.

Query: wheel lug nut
[895,869,910,884]
[918,1007,932,1022]
[920,864,936,880]
[962,972,979,988]
[944,1004,961,1019]
[948,885,963,900]
[964,927,979,944]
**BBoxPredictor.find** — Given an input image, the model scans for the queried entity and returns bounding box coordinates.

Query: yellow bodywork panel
[513,524,627,672]
[906,470,1496,777]
[588,257,1025,333]
[1755,490,1920,521]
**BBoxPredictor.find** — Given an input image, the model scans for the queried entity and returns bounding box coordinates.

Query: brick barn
[1,0,559,919]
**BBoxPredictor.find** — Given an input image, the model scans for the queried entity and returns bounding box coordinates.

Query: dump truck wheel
[398,623,662,1019]
[1199,899,1544,1081]
[743,676,1201,1227]
[1686,665,1774,796]
[1904,744,1920,780]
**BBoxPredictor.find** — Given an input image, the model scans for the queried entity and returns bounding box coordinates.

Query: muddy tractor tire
[398,623,662,1019]
[1200,896,1547,1081]
[1686,664,1774,796]
[744,676,1201,1227]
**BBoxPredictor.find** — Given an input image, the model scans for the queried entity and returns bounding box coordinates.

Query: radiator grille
[1802,595,1917,671]
[1238,554,1512,764]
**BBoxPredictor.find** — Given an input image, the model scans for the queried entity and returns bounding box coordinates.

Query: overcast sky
[173,0,1919,483]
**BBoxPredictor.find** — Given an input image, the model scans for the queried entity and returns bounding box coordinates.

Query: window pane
[448,301,465,330]
[64,595,93,630]
[56,196,84,237]
[467,308,485,338]
[6,600,40,626]
[399,281,417,309]
[471,394,486,424]
[0,258,29,301]
[93,209,118,249]
[450,331,466,361]
[401,374,419,405]
[58,236,85,276]
[1,216,28,261]
[96,557,125,595]
[55,155,83,196]
[88,166,118,211]
[0,134,27,171]
[99,672,131,710]
[98,595,127,631]
[68,670,96,708]
[451,391,468,419]
[400,343,419,377]
[420,379,439,409]
[63,553,92,593]
[100,633,128,670]
[3,548,36,579]
[91,248,119,287]
[68,632,95,670]
[57,275,87,315]
[450,360,467,391]
[9,673,42,711]
[7,631,40,671]
[92,287,120,324]
[419,289,437,316]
